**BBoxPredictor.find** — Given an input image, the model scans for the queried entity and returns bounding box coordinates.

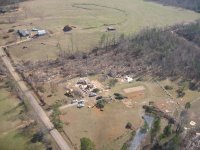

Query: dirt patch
[124,86,145,93]
[154,99,177,113]
[126,91,145,100]
[122,99,134,108]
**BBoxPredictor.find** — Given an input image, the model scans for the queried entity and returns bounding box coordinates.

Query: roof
[18,30,30,37]
[37,30,46,35]
[107,26,116,30]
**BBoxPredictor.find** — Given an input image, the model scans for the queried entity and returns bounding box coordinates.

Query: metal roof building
[18,30,30,37]
[37,30,47,36]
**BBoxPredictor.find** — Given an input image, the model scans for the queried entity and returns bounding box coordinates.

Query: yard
[61,102,142,150]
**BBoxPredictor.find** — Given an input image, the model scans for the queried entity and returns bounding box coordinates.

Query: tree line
[146,0,200,12]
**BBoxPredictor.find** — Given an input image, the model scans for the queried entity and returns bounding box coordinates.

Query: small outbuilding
[18,30,30,37]
[107,26,116,31]
[37,30,47,36]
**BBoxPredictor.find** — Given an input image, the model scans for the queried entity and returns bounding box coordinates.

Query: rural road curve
[0,47,71,150]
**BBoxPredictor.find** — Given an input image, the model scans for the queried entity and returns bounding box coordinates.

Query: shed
[18,30,30,37]
[107,26,116,31]
[37,30,46,36]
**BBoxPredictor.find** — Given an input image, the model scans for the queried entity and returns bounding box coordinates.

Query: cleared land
[1,0,199,62]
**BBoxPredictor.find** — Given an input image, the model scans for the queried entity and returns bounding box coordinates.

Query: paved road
[0,47,71,150]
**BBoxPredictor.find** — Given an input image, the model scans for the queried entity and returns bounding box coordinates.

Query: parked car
[89,92,97,97]
[77,103,85,108]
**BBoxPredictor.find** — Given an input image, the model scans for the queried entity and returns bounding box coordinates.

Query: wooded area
[146,0,200,12]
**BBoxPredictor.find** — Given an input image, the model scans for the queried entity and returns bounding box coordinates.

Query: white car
[77,103,85,108]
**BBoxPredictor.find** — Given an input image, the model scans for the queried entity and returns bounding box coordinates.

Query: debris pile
[76,78,97,97]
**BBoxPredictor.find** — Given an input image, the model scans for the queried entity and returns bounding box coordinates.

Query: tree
[51,102,63,129]
[140,120,149,133]
[31,131,44,143]
[96,100,105,110]
[176,86,185,98]
[108,78,118,87]
[80,137,95,150]
[165,135,180,150]
[150,116,161,141]
[163,124,172,137]
[185,102,191,110]
[125,122,133,129]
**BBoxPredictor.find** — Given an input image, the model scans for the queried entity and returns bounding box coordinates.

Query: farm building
[18,30,30,37]
[37,30,47,36]
[107,26,116,31]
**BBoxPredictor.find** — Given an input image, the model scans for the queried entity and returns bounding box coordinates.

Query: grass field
[0,81,45,150]
[61,103,141,150]
[1,0,199,62]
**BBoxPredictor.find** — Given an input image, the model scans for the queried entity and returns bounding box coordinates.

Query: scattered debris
[190,121,197,126]
[64,88,74,97]
[124,75,133,83]
[77,78,87,85]
[184,127,190,130]
[165,109,170,113]
[76,78,95,94]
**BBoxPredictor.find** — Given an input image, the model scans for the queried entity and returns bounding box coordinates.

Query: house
[18,30,30,37]
[37,30,47,36]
